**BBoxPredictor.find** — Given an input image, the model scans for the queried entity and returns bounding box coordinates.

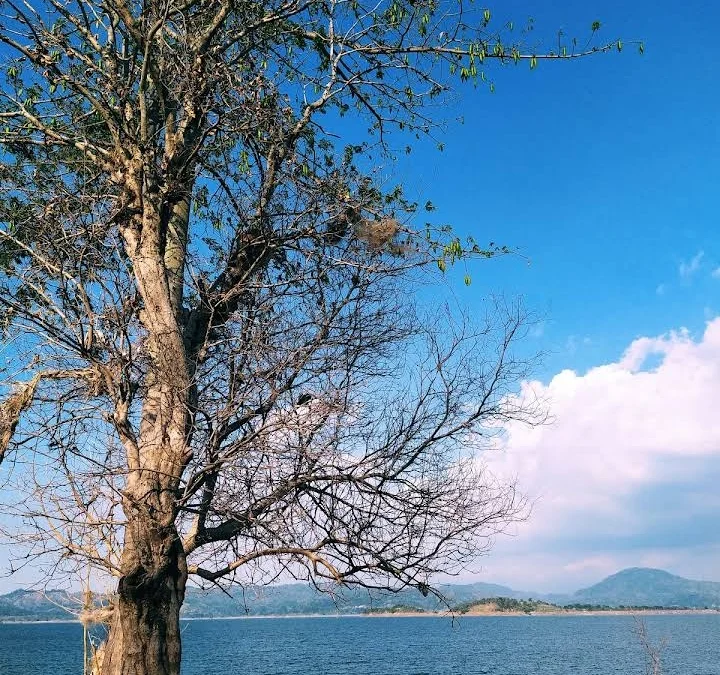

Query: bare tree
[634,617,668,675]
[0,2,626,674]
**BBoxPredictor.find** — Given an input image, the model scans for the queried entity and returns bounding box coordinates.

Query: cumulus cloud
[478,319,720,591]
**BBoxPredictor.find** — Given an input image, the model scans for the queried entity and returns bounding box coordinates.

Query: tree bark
[98,517,188,675]
[99,193,192,675]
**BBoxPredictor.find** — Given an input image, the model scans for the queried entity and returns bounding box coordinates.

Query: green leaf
[530,55,538,69]
[464,275,472,286]
[616,39,623,52]
[638,42,645,55]
[437,258,446,273]
[591,21,601,32]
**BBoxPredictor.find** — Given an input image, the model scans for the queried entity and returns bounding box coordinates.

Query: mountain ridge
[1,567,718,621]
[566,567,720,608]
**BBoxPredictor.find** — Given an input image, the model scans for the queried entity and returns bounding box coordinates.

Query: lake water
[1,614,718,675]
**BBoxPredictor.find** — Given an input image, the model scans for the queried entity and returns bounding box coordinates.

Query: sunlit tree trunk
[98,520,187,675]
[97,192,192,675]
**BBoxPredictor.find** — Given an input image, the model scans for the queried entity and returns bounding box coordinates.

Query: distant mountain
[0,581,523,622]
[567,567,720,608]
[182,581,525,617]
[0,589,81,621]
[2,568,719,621]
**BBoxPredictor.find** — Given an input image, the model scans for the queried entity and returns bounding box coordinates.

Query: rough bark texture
[98,521,187,675]
[96,187,191,675]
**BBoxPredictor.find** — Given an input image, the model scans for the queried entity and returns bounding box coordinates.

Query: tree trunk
[98,518,188,675]
[95,172,192,675]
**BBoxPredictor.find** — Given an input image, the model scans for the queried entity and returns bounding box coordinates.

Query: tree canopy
[0,2,628,674]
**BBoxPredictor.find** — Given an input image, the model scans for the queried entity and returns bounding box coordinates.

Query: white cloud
[478,319,720,590]
[679,250,704,279]
[711,267,720,279]
[474,545,720,593]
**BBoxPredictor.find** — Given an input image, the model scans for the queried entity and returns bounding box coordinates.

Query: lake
[1,614,718,675]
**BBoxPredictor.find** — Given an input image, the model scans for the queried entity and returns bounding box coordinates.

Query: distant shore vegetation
[362,597,720,616]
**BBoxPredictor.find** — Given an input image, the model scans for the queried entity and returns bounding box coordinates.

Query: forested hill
[2,568,719,621]
[564,567,720,608]
[0,589,79,621]
[0,581,522,621]
[181,581,524,617]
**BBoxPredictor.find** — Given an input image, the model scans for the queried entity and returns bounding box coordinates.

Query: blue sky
[380,0,720,591]
[401,0,720,376]
[1,1,720,595]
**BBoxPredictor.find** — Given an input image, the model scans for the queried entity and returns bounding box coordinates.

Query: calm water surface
[1,614,718,675]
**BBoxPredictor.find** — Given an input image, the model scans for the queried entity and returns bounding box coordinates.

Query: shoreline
[357,608,720,618]
[4,608,719,625]
[0,619,80,626]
